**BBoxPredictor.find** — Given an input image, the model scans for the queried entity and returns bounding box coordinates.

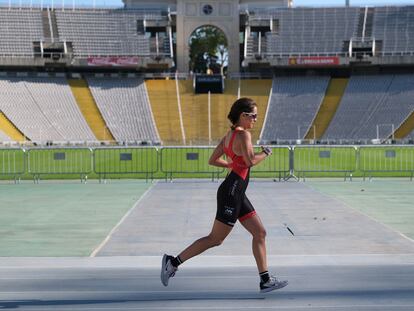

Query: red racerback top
[223,129,250,180]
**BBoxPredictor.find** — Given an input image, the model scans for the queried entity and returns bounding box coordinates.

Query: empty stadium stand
[372,6,414,54]
[68,79,113,142]
[323,75,414,141]
[145,79,182,145]
[355,74,414,140]
[0,110,25,142]
[55,10,158,56]
[394,111,414,140]
[0,8,43,56]
[0,129,11,142]
[261,76,330,142]
[248,7,359,56]
[304,78,349,140]
[240,79,272,143]
[145,79,271,145]
[0,77,96,143]
[87,77,160,144]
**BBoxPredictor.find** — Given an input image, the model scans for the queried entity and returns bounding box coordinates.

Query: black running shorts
[216,170,256,227]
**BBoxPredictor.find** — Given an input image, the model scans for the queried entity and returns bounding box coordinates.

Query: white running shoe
[260,275,288,293]
[161,254,178,286]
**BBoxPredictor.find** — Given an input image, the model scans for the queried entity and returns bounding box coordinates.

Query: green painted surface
[306,180,414,240]
[0,181,151,256]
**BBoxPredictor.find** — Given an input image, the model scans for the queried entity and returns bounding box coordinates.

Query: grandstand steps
[365,8,375,38]
[305,78,349,140]
[240,79,272,144]
[50,10,59,40]
[393,111,414,140]
[0,110,26,142]
[145,79,182,145]
[41,10,51,39]
[356,8,366,38]
[68,79,114,141]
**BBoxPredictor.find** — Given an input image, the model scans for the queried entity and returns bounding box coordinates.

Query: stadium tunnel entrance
[188,25,228,75]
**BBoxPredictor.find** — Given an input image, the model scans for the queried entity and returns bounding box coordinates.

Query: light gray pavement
[96,181,414,256]
[2,180,414,311]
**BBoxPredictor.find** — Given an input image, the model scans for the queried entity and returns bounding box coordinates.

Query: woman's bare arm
[238,131,269,167]
[208,138,231,168]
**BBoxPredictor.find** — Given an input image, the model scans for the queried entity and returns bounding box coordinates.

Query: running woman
[161,97,288,293]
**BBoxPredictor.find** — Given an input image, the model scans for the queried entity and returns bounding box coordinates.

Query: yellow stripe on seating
[145,79,181,145]
[305,78,349,140]
[393,111,414,139]
[0,110,26,141]
[68,79,114,141]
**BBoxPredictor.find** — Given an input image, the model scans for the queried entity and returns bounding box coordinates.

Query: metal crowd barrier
[0,148,26,183]
[160,146,224,181]
[251,146,290,180]
[27,148,93,183]
[0,146,413,182]
[293,146,357,180]
[359,146,414,181]
[94,147,158,182]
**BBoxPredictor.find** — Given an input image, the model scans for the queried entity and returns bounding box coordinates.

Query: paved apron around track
[1,180,414,311]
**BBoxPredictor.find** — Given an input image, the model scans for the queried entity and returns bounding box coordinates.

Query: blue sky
[2,0,414,7]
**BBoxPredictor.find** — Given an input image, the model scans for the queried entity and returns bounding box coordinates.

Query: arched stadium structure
[0,0,413,147]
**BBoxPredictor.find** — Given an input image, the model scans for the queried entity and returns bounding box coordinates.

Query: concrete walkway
[1,180,414,311]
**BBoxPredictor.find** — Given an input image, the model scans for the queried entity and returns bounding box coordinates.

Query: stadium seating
[323,75,414,141]
[55,10,158,56]
[0,8,43,56]
[87,77,160,144]
[0,130,11,142]
[353,75,414,139]
[260,76,330,142]
[372,6,414,53]
[0,77,96,143]
[252,7,359,56]
[145,79,182,145]
[239,79,273,143]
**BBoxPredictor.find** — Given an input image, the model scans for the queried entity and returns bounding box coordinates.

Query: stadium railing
[27,147,93,183]
[293,146,358,181]
[1,145,414,181]
[251,146,290,180]
[359,145,414,181]
[94,147,158,182]
[0,148,26,183]
[160,146,224,181]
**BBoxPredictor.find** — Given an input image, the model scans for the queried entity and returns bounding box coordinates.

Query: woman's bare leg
[178,220,233,262]
[240,214,268,273]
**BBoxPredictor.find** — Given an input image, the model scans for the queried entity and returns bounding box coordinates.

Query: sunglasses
[243,112,258,119]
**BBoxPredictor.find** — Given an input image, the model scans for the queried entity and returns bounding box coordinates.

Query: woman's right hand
[261,146,272,156]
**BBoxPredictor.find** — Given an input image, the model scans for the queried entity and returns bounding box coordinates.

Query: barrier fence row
[0,146,413,182]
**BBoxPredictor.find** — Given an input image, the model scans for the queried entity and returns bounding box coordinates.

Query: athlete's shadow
[0,292,264,309]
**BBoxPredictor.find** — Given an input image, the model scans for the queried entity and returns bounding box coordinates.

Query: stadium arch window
[188,25,228,75]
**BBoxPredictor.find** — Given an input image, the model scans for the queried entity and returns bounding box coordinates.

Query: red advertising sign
[289,57,340,66]
[87,57,139,67]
